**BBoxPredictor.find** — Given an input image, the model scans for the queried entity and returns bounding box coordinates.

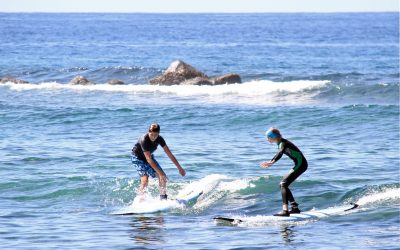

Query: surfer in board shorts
[131,123,186,200]
[260,127,308,216]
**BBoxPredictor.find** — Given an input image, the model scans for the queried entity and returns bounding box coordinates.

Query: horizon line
[0,11,398,14]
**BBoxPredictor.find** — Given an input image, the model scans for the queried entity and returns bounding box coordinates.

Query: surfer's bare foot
[273,210,290,217]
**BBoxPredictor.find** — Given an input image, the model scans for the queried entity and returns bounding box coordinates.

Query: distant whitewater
[2,79,398,106]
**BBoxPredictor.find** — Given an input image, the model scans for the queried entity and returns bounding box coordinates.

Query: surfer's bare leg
[156,172,167,197]
[139,175,149,196]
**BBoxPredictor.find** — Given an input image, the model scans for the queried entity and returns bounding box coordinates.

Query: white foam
[1,80,329,105]
[3,79,329,95]
[356,187,400,206]
[114,195,184,214]
[115,174,248,210]
[175,174,254,210]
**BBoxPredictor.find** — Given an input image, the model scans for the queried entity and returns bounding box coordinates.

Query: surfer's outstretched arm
[260,142,285,168]
[163,145,186,177]
[260,129,285,168]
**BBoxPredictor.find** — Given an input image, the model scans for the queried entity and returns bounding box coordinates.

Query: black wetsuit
[271,138,308,205]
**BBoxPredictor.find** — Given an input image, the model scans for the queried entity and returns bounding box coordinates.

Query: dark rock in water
[149,60,208,85]
[163,60,208,79]
[150,75,186,85]
[149,60,242,86]
[211,74,242,85]
[70,76,95,85]
[0,77,29,84]
[107,79,125,85]
[181,77,213,86]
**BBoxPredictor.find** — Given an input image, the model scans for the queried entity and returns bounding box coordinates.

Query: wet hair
[269,127,282,138]
[148,123,160,133]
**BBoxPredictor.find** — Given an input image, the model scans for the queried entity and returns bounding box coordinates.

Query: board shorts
[131,154,163,178]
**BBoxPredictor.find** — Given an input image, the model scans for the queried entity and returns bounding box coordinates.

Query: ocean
[0,13,399,249]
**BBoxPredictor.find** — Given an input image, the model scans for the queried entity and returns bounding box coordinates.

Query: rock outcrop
[181,77,213,85]
[149,60,208,86]
[0,77,29,84]
[1,62,242,87]
[149,60,241,86]
[69,76,95,85]
[211,73,242,85]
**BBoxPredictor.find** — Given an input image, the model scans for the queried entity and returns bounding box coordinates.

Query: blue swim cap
[266,129,279,139]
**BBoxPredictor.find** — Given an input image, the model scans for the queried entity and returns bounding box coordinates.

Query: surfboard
[214,203,359,223]
[113,191,203,215]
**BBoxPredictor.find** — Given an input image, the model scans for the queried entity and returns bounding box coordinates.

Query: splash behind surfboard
[113,191,203,215]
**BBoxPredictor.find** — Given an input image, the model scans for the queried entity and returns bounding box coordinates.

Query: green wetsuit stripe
[290,149,303,171]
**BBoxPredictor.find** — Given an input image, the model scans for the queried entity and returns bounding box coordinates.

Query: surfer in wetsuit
[260,128,308,216]
[131,123,186,200]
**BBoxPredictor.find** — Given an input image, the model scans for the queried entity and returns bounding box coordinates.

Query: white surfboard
[214,203,359,224]
[113,191,203,215]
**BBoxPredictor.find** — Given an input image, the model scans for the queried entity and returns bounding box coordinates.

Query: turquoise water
[0,13,399,249]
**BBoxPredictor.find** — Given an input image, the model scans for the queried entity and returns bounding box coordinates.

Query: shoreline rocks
[0,77,29,84]
[107,79,125,85]
[2,61,242,87]
[211,73,242,85]
[149,60,241,86]
[69,76,95,85]
[181,77,213,85]
[149,60,208,86]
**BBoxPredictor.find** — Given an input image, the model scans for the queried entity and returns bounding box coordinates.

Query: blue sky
[0,0,398,13]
